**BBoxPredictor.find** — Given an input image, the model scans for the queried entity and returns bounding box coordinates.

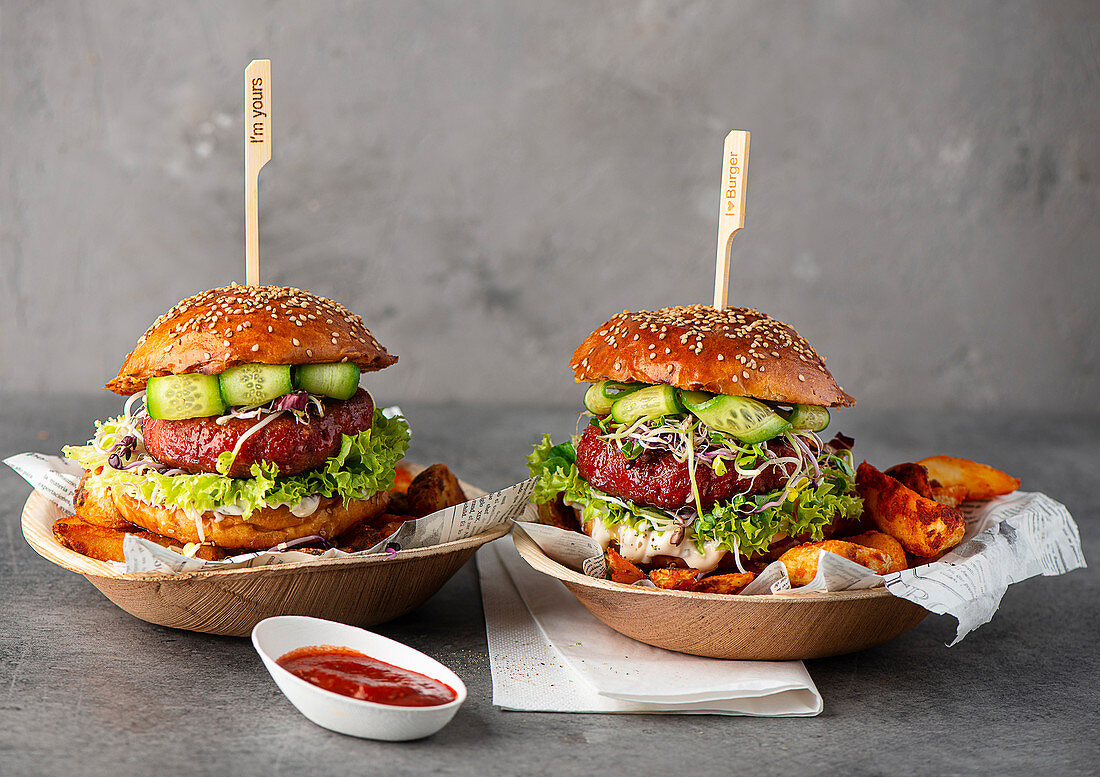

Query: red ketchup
[276,645,457,707]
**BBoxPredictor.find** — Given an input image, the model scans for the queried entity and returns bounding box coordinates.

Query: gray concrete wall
[2,0,1098,411]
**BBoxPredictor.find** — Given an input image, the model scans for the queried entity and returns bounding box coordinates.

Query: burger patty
[575,423,797,510]
[143,389,375,477]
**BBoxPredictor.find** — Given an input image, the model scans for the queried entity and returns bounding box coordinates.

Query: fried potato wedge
[857,461,965,557]
[917,455,1021,501]
[537,497,581,533]
[695,572,755,594]
[53,516,224,563]
[931,483,969,508]
[779,540,891,586]
[406,464,468,517]
[335,520,387,552]
[607,548,647,584]
[648,567,701,591]
[843,531,907,573]
[73,471,132,530]
[378,515,417,538]
[884,462,933,499]
[391,465,414,494]
[386,492,411,516]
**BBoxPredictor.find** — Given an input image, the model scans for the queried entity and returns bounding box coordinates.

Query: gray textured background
[2,1,1098,411]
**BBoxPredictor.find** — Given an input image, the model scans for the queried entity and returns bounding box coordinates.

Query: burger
[527,305,864,575]
[61,283,409,556]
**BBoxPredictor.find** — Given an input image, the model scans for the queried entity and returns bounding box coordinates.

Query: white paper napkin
[477,538,822,716]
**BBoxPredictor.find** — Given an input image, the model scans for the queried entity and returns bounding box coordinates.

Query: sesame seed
[251,344,259,352]
[798,374,806,381]
[292,338,300,346]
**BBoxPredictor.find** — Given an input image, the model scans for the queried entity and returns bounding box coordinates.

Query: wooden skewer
[713,130,750,310]
[244,59,272,286]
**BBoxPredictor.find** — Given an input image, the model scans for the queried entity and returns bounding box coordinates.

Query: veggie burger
[64,284,409,553]
[528,305,863,573]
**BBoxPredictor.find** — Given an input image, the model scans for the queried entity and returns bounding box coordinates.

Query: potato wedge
[537,497,580,532]
[648,567,700,591]
[884,462,933,499]
[335,520,387,552]
[607,548,646,584]
[856,461,965,557]
[53,516,224,562]
[391,466,414,494]
[695,572,755,594]
[378,515,417,538]
[73,471,132,530]
[931,483,969,508]
[406,464,468,517]
[917,455,1021,501]
[778,540,891,586]
[387,492,411,516]
[843,530,907,573]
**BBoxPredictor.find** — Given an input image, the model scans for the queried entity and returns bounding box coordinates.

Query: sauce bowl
[252,615,467,741]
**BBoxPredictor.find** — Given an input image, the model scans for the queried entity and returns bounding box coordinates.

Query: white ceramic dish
[252,615,466,741]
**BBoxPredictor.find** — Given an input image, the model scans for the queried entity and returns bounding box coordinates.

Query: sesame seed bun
[106,284,397,395]
[570,305,855,407]
[76,467,391,550]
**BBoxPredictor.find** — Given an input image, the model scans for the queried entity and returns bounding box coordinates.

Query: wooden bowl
[21,477,507,637]
[512,524,929,660]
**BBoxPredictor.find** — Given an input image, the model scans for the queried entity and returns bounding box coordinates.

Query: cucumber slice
[583,380,646,415]
[295,362,361,400]
[146,374,227,420]
[218,363,293,407]
[680,391,791,443]
[782,404,830,432]
[610,384,682,424]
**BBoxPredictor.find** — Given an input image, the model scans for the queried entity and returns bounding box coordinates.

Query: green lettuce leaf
[526,435,863,558]
[63,409,409,519]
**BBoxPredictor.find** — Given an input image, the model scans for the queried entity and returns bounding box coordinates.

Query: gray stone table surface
[1,392,1097,777]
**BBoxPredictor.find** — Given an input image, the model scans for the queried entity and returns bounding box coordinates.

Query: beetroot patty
[575,423,797,510]
[143,389,375,477]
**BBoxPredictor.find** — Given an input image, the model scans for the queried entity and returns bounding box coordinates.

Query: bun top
[570,305,855,407]
[106,284,397,395]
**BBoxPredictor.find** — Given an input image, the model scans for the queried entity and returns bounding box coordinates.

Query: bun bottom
[75,469,389,550]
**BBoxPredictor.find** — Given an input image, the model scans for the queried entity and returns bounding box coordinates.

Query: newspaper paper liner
[515,491,1085,644]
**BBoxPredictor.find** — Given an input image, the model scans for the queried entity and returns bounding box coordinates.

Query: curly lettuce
[527,434,863,558]
[64,409,409,520]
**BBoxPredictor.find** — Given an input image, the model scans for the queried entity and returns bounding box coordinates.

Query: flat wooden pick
[713,130,750,310]
[244,59,272,286]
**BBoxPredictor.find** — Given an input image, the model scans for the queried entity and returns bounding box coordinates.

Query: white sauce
[210,495,322,521]
[588,520,724,571]
[183,508,207,542]
[288,494,321,517]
